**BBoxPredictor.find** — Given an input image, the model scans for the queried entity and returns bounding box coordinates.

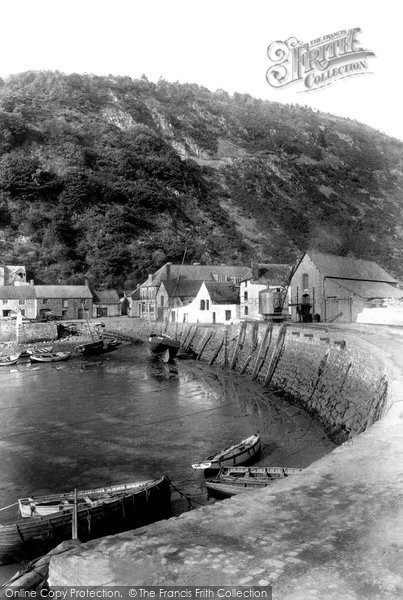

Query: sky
[0,0,402,140]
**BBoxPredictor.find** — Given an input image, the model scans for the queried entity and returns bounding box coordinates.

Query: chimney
[30,279,34,286]
[84,278,89,287]
[147,274,153,284]
[166,262,172,280]
[251,261,259,282]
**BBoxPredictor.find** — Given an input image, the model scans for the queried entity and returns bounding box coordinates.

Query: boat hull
[149,336,180,361]
[206,466,303,498]
[76,340,105,356]
[0,477,171,565]
[192,435,261,470]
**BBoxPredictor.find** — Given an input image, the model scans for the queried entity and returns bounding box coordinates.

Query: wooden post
[230,322,247,370]
[223,329,228,368]
[264,324,287,387]
[72,488,78,540]
[251,322,273,380]
[186,326,199,351]
[240,321,259,374]
[196,331,213,360]
[208,337,224,365]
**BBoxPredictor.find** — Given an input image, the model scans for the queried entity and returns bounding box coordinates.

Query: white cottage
[171,281,240,324]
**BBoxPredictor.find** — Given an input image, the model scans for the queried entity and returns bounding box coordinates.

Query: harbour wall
[37,319,403,595]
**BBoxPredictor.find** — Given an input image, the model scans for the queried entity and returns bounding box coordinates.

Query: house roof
[34,285,93,299]
[160,279,202,299]
[92,289,120,304]
[241,264,293,285]
[204,282,240,304]
[143,263,250,287]
[0,285,36,299]
[335,280,403,300]
[307,251,397,283]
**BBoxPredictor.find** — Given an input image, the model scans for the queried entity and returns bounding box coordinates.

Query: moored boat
[205,466,303,498]
[76,339,105,356]
[148,334,180,362]
[0,354,20,367]
[30,352,71,363]
[192,434,261,470]
[0,476,171,565]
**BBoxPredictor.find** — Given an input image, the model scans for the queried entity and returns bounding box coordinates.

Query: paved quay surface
[48,324,403,599]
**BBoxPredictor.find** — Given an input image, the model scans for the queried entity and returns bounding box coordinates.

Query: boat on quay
[0,476,171,565]
[148,333,180,362]
[192,434,261,471]
[205,466,303,498]
[29,352,71,363]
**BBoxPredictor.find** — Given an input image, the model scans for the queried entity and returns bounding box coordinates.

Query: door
[212,312,216,324]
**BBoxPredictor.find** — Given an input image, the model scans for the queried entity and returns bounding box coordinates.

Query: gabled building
[131,262,250,321]
[239,263,292,320]
[91,289,121,318]
[171,281,240,324]
[0,285,36,318]
[0,265,27,286]
[290,251,403,323]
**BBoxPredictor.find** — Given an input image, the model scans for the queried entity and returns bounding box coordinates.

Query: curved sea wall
[48,319,403,598]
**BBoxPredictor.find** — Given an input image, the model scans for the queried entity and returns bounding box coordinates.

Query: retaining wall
[46,318,403,596]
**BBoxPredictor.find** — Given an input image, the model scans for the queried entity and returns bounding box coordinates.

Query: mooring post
[223,329,228,368]
[230,321,247,370]
[251,321,273,380]
[72,488,78,540]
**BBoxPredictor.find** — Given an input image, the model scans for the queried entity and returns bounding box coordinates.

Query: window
[244,306,248,316]
[19,299,25,305]
[183,314,188,323]
[62,299,68,308]
[149,304,155,313]
[225,310,231,321]
[206,299,210,310]
[302,274,309,290]
[42,299,48,304]
[160,296,164,307]
[200,300,205,310]
[244,291,248,301]
[62,310,68,317]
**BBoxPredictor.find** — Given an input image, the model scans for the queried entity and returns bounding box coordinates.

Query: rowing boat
[206,466,303,498]
[148,334,180,362]
[0,354,19,367]
[192,434,261,470]
[30,352,71,363]
[0,476,171,565]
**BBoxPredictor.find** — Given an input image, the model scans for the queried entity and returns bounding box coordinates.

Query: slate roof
[160,280,202,299]
[336,280,403,300]
[205,282,240,304]
[143,264,250,287]
[307,251,397,283]
[241,264,293,285]
[92,289,120,304]
[0,285,36,299]
[34,285,93,299]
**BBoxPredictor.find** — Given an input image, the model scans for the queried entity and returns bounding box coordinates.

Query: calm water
[0,342,334,580]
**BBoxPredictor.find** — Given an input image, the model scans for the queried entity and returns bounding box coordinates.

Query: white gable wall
[171,282,240,324]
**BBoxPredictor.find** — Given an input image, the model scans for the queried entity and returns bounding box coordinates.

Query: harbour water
[0,342,335,581]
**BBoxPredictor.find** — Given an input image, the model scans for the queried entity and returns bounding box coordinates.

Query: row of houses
[2,250,402,324]
[129,252,403,324]
[0,267,121,320]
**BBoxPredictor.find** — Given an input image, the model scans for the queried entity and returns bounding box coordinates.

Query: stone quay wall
[104,317,390,443]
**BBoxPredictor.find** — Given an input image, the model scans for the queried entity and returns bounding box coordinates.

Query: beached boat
[30,352,71,363]
[0,354,20,367]
[205,466,303,498]
[0,476,171,565]
[76,339,105,356]
[148,334,180,362]
[192,434,261,470]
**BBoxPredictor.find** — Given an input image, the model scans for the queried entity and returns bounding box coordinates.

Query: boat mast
[163,246,187,332]
[72,488,78,540]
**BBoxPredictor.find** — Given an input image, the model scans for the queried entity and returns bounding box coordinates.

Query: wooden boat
[76,339,105,356]
[148,334,180,361]
[192,434,261,470]
[0,476,171,565]
[0,354,19,367]
[30,352,71,363]
[205,466,303,498]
